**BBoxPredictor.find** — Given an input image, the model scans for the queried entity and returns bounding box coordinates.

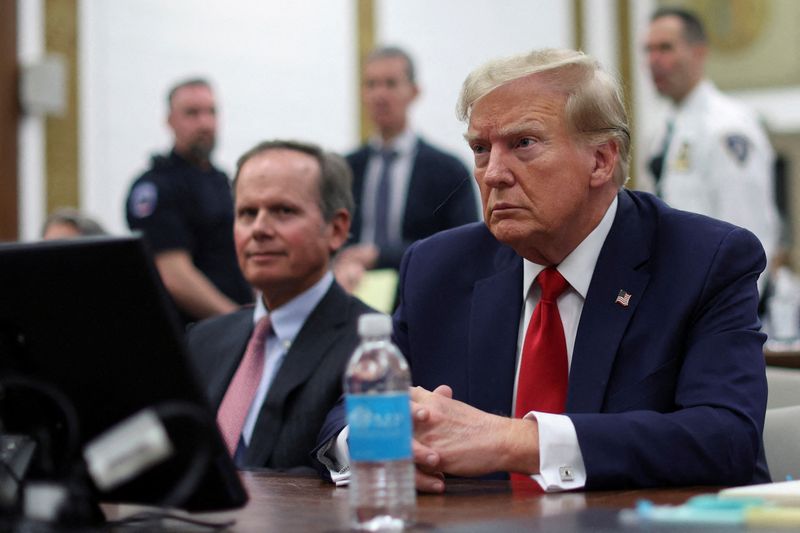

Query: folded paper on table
[719,479,800,506]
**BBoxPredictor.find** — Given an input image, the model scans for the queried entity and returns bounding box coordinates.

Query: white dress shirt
[359,129,418,246]
[241,271,334,445]
[518,196,618,491]
[643,80,779,275]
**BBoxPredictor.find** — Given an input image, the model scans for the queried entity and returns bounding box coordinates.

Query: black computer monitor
[0,235,247,511]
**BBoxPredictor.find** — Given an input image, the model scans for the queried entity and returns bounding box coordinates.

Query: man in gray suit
[187,140,373,469]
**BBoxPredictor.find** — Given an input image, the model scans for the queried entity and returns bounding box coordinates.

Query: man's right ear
[589,140,619,188]
[327,209,352,254]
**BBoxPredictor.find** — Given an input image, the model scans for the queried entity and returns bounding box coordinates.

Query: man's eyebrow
[498,120,545,137]
[463,131,480,144]
[464,120,545,144]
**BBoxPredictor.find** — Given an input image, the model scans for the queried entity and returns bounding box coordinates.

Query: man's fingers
[411,400,430,423]
[432,384,453,398]
[410,385,430,401]
[413,438,439,468]
[415,467,445,493]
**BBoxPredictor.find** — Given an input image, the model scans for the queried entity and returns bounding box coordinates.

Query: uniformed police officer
[126,78,253,325]
[643,7,780,280]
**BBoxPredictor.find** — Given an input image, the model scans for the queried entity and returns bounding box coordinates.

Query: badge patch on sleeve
[725,134,750,164]
[129,182,158,218]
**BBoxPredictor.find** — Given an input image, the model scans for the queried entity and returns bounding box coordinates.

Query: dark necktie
[648,121,674,187]
[217,316,270,456]
[373,149,397,247]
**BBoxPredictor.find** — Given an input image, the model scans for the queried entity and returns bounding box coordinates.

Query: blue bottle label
[346,392,412,462]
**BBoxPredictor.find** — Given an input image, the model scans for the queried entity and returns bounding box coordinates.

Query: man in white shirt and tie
[334,46,480,293]
[187,140,373,469]
[315,48,769,492]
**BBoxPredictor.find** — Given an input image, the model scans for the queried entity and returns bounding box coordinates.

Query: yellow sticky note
[746,506,800,527]
[354,269,398,314]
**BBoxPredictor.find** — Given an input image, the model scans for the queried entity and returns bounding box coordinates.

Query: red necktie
[515,267,570,416]
[511,267,569,490]
[217,316,271,455]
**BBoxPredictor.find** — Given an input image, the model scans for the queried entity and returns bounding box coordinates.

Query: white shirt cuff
[314,426,351,486]
[524,411,586,492]
[317,415,586,491]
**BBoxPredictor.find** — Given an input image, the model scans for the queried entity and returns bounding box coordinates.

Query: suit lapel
[348,147,370,243]
[245,283,350,465]
[403,137,424,223]
[468,245,523,417]
[567,191,652,413]
[207,316,253,409]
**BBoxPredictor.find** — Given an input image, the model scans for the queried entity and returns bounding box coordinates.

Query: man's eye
[237,208,257,219]
[274,206,296,216]
[517,138,536,148]
[471,144,487,155]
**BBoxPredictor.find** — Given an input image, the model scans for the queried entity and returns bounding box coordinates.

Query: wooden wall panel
[0,0,19,241]
[45,0,79,215]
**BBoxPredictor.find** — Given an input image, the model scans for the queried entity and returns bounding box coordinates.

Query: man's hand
[333,244,379,292]
[410,385,541,491]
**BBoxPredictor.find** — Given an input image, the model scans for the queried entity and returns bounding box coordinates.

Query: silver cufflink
[559,466,574,482]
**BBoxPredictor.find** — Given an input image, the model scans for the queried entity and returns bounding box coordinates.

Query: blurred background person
[41,207,107,240]
[335,46,480,293]
[125,78,253,326]
[642,6,780,285]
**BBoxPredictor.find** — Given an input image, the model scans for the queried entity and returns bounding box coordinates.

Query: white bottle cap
[358,313,392,337]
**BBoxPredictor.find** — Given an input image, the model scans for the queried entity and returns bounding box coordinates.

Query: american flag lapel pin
[615,289,631,307]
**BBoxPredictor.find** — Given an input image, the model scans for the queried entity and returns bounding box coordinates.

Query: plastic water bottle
[344,313,415,530]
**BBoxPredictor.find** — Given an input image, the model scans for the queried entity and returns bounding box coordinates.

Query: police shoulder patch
[724,134,751,164]
[129,181,158,218]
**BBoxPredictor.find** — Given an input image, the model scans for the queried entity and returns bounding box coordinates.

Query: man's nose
[368,82,390,99]
[199,110,216,129]
[481,150,514,188]
[252,211,275,237]
[646,50,661,70]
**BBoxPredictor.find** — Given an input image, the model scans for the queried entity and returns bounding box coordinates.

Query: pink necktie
[217,316,271,456]
[511,267,569,490]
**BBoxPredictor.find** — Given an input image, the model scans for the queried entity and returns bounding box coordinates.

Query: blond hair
[457,49,630,186]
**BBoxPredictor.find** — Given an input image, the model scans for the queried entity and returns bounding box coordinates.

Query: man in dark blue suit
[334,47,480,292]
[316,48,769,492]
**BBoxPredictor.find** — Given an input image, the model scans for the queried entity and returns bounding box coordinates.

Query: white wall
[79,0,357,236]
[17,0,45,240]
[18,0,623,239]
[584,0,619,73]
[17,0,800,241]
[377,0,572,166]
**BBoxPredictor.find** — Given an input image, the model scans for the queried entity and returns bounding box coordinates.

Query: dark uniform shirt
[126,150,253,324]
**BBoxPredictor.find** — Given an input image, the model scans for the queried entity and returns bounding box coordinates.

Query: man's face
[43,222,81,240]
[168,84,217,160]
[362,56,418,139]
[234,149,348,309]
[645,15,704,103]
[466,74,599,264]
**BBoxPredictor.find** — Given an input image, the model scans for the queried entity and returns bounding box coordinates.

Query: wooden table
[103,471,719,532]
[765,348,800,369]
